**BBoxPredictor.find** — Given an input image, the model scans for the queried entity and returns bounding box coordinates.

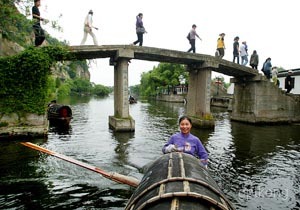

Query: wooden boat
[47,103,73,127]
[125,152,235,210]
[21,143,235,209]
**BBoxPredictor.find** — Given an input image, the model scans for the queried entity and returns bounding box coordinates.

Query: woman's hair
[138,13,143,17]
[179,116,192,124]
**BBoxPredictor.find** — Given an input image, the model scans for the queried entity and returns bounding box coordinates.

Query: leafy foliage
[0,0,112,118]
[139,63,188,97]
[92,84,112,97]
[0,46,73,114]
[1,0,35,46]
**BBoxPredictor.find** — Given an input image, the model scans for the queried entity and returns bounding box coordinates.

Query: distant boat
[47,100,73,127]
[129,96,137,104]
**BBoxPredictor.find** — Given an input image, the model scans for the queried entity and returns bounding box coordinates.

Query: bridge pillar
[186,66,214,128]
[109,54,135,132]
[231,75,300,123]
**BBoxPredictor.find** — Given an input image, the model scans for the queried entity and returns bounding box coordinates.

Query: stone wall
[231,75,300,123]
[0,113,48,138]
[156,94,187,103]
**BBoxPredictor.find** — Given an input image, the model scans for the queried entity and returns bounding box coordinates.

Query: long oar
[21,142,140,187]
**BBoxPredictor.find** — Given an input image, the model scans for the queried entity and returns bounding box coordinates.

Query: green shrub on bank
[0,46,73,115]
[92,84,111,97]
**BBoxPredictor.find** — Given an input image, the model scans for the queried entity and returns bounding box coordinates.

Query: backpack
[261,62,266,72]
[187,32,191,41]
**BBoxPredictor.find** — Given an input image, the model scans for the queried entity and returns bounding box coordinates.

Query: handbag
[136,27,145,34]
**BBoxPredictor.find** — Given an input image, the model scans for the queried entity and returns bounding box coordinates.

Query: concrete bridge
[69,45,300,131]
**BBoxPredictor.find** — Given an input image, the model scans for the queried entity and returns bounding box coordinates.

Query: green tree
[70,78,92,95]
[92,84,112,97]
[139,63,187,97]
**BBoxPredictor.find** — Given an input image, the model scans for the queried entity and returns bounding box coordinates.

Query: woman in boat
[162,115,208,167]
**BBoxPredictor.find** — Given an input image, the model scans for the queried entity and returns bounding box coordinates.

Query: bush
[92,84,111,97]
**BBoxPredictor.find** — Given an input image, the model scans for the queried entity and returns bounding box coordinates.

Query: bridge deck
[69,45,259,77]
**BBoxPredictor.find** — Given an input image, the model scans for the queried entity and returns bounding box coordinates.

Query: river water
[0,95,299,210]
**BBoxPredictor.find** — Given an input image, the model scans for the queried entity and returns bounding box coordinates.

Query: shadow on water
[48,125,72,135]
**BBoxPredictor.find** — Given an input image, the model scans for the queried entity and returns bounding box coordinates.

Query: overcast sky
[36,0,299,86]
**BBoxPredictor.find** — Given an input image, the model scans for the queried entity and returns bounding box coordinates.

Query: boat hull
[47,104,72,127]
[125,152,235,210]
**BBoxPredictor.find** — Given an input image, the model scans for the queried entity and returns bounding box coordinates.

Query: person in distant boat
[80,10,98,45]
[32,0,46,47]
[132,13,146,46]
[48,99,57,107]
[162,115,208,168]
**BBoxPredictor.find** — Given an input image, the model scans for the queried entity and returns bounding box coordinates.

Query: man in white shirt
[80,10,98,45]
[240,41,248,66]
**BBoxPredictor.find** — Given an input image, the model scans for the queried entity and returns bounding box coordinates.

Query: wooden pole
[21,142,140,187]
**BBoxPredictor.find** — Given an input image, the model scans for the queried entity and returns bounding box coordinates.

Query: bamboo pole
[21,142,140,187]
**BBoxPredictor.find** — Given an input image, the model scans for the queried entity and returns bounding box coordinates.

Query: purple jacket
[162,132,208,160]
[136,16,143,28]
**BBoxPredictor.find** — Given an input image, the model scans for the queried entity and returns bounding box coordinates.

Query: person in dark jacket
[250,50,259,69]
[262,57,272,79]
[233,36,240,64]
[32,0,45,46]
[285,70,293,93]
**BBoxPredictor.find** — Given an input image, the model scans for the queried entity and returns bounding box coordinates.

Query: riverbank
[0,113,47,139]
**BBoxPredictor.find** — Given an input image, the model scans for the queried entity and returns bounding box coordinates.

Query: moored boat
[47,101,73,127]
[126,152,235,210]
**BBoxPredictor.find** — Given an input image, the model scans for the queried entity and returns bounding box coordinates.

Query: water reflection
[0,96,299,209]
[112,132,135,166]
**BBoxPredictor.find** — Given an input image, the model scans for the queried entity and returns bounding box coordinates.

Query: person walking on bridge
[216,33,225,58]
[250,50,259,69]
[80,10,98,45]
[285,70,293,93]
[233,36,240,64]
[32,0,46,47]
[240,41,248,66]
[262,57,272,79]
[271,66,279,86]
[132,13,146,46]
[187,24,202,53]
